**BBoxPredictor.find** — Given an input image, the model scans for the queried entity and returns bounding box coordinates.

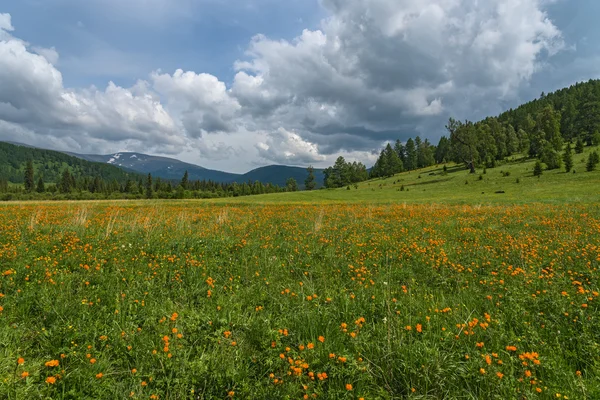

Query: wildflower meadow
[0,201,598,399]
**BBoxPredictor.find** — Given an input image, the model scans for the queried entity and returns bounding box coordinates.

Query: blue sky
[1,0,599,173]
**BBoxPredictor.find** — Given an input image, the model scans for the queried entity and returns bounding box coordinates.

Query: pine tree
[586,151,599,172]
[563,144,573,173]
[384,143,403,176]
[59,169,73,193]
[180,170,189,190]
[533,160,543,177]
[36,176,45,193]
[575,138,585,154]
[394,140,406,165]
[405,138,417,171]
[304,166,316,190]
[286,177,298,192]
[145,173,153,199]
[24,160,35,192]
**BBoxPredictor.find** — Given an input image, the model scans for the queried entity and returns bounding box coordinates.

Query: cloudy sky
[1,0,599,173]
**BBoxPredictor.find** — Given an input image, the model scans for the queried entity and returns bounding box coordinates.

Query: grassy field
[1,151,600,399]
[215,148,599,205]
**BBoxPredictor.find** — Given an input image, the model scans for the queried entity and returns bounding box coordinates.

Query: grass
[210,147,599,205]
[1,149,599,399]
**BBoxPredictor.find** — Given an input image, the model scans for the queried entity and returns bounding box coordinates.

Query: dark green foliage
[145,173,153,199]
[180,170,189,190]
[0,142,138,185]
[371,144,403,178]
[593,131,600,146]
[435,136,450,163]
[586,151,600,172]
[443,79,600,169]
[323,157,368,188]
[575,138,585,154]
[405,138,417,171]
[540,144,563,170]
[304,166,316,191]
[24,160,34,192]
[286,177,299,192]
[36,176,45,193]
[563,145,573,172]
[533,160,543,177]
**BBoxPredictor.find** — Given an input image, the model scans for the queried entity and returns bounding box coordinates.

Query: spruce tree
[36,176,45,193]
[304,166,316,190]
[586,151,599,172]
[533,160,543,177]
[59,169,73,193]
[575,138,585,154]
[180,170,189,190]
[384,143,402,176]
[145,173,153,199]
[563,144,573,173]
[286,177,298,192]
[405,138,417,171]
[24,160,35,192]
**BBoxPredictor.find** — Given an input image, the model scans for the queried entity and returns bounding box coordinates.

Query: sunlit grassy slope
[212,147,600,205]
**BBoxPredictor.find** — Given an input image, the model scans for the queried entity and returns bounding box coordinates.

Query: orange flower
[476,342,484,348]
[416,324,422,333]
[90,358,97,364]
[46,376,57,384]
[345,384,353,391]
[17,357,25,365]
[479,368,486,375]
[131,369,137,374]
[505,346,517,352]
[307,343,314,349]
[318,336,325,343]
[45,360,59,367]
[20,371,29,378]
[496,372,504,379]
[96,373,103,379]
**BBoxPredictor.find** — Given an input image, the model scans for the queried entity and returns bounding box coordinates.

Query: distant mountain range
[68,151,324,188]
[3,142,324,188]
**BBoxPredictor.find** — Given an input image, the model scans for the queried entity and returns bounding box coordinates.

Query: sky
[1,0,599,173]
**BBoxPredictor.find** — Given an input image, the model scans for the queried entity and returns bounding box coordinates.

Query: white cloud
[152,69,241,137]
[256,128,327,164]
[32,46,60,65]
[0,1,566,170]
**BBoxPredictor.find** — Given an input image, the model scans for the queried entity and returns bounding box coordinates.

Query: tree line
[364,79,600,179]
[1,163,296,201]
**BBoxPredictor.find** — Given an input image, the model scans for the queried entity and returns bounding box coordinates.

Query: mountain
[69,152,240,183]
[69,151,324,188]
[0,142,142,184]
[239,165,325,187]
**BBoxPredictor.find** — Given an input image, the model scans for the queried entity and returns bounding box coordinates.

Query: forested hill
[367,79,600,180]
[0,141,141,184]
[498,79,600,143]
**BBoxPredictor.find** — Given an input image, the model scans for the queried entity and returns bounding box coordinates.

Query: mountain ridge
[4,141,324,188]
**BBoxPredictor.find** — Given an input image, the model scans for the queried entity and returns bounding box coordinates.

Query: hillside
[70,151,240,183]
[70,151,324,188]
[209,145,600,205]
[238,165,325,187]
[0,142,142,184]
